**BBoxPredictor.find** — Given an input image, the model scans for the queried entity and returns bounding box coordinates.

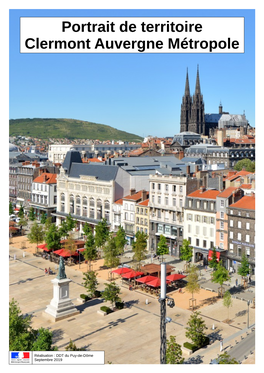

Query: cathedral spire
[195,65,201,95]
[184,68,191,97]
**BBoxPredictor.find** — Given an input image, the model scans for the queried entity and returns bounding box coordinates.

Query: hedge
[183,337,210,352]
[100,306,113,314]
[115,301,124,309]
[80,294,91,302]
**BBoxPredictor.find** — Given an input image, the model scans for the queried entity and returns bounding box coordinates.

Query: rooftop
[188,188,220,200]
[229,195,255,210]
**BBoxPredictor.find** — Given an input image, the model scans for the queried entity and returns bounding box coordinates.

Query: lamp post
[247,300,250,329]
[159,263,175,364]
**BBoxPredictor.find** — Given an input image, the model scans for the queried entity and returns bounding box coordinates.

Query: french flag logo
[10,352,31,363]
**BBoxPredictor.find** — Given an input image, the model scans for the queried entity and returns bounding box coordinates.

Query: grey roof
[68,163,119,181]
[62,150,82,173]
[205,113,222,123]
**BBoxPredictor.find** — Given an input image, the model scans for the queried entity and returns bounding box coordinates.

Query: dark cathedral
[180,67,223,136]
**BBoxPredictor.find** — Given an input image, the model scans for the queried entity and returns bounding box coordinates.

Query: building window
[238,246,242,257]
[165,197,169,205]
[220,232,224,241]
[197,201,200,208]
[246,247,250,256]
[220,221,224,229]
[179,186,183,193]
[195,215,200,222]
[220,211,224,219]
[179,199,183,207]
[246,222,250,230]
[173,198,176,206]
[230,231,233,239]
[203,240,207,248]
[238,221,241,228]
[229,243,234,252]
[83,206,87,217]
[188,224,191,233]
[105,200,110,210]
[204,202,207,209]
[230,220,233,227]
[187,214,193,221]
[158,184,161,190]
[203,227,207,236]
[210,217,215,224]
[188,237,192,244]
[203,216,207,223]
[196,238,199,246]
[188,200,192,207]
[245,234,250,243]
[196,226,199,234]
[237,233,242,240]
[152,195,155,203]
[158,196,161,204]
[230,210,233,215]
[173,185,176,192]
[90,198,94,207]
[165,184,169,191]
[152,183,155,190]
[220,200,224,207]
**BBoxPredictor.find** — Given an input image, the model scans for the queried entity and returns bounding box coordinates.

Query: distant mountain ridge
[9,118,143,142]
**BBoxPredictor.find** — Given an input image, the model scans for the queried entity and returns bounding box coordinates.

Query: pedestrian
[14,254,16,260]
[235,279,238,287]
[23,251,26,258]
[249,275,251,283]
[220,339,223,352]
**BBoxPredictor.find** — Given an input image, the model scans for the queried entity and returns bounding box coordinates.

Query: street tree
[28,207,35,221]
[9,201,14,215]
[156,234,169,261]
[82,222,92,237]
[103,234,120,279]
[185,264,200,311]
[211,260,230,297]
[180,239,193,269]
[115,225,127,255]
[208,247,218,270]
[65,339,84,351]
[217,352,239,364]
[66,213,77,232]
[64,233,77,263]
[45,223,62,251]
[27,221,45,252]
[132,231,148,270]
[19,216,28,234]
[95,218,109,254]
[18,205,25,218]
[223,290,233,322]
[82,270,98,298]
[237,254,250,288]
[166,335,185,364]
[84,229,97,271]
[9,299,57,351]
[185,311,207,349]
[58,220,70,240]
[40,212,47,224]
[102,282,121,308]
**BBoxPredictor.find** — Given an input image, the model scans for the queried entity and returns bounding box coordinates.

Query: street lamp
[247,300,250,329]
[159,263,175,364]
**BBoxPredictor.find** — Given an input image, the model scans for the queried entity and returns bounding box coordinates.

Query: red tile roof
[229,195,255,210]
[226,170,252,182]
[188,189,220,200]
[138,199,149,206]
[33,173,57,184]
[123,190,149,201]
[217,187,238,198]
[114,198,123,205]
[240,184,252,189]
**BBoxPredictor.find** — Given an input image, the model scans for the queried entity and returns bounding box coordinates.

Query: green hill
[9,118,143,142]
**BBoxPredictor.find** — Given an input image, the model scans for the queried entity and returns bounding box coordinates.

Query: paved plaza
[9,240,255,364]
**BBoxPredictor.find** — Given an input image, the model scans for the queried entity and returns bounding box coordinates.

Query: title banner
[20,17,244,54]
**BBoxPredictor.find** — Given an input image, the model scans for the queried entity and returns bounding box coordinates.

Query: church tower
[180,69,192,132]
[188,66,205,135]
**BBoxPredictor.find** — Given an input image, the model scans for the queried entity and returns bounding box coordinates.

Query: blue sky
[9,8,255,138]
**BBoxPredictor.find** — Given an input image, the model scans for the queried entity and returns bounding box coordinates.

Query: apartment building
[135,198,150,250]
[184,187,220,263]
[226,194,255,273]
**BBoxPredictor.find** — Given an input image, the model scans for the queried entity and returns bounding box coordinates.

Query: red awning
[208,250,220,262]
[166,274,186,282]
[121,270,144,279]
[112,267,132,275]
[136,275,159,284]
[37,243,47,249]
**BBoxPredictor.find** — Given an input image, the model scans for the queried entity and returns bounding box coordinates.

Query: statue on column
[56,256,67,280]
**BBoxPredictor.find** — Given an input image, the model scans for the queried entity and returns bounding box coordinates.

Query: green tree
[40,212,47,224]
[223,290,233,321]
[18,205,25,218]
[45,223,62,251]
[65,339,84,351]
[9,299,57,351]
[95,218,109,253]
[185,311,207,349]
[237,254,250,288]
[19,216,28,233]
[234,158,255,172]
[180,239,193,268]
[211,261,230,298]
[103,234,120,279]
[66,213,77,232]
[82,270,98,298]
[27,221,45,252]
[84,229,97,271]
[185,264,200,311]
[217,352,239,364]
[9,201,14,215]
[82,222,92,237]
[102,282,121,308]
[166,335,185,364]
[64,233,77,262]
[156,234,169,261]
[28,207,35,221]
[208,247,218,270]
[132,231,148,270]
[115,225,127,255]
[58,220,70,239]
[44,216,53,232]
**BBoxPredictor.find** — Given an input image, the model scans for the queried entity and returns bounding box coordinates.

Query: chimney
[142,190,147,201]
[186,165,190,175]
[200,186,206,193]
[130,188,136,196]
[178,151,184,160]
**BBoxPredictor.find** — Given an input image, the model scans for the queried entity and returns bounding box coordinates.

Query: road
[228,330,255,363]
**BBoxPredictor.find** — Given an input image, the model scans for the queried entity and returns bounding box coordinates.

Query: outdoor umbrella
[121,270,144,279]
[112,267,132,275]
[9,226,19,231]
[53,249,78,257]
[136,275,159,284]
[37,243,48,250]
[146,278,171,288]
[166,274,186,282]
